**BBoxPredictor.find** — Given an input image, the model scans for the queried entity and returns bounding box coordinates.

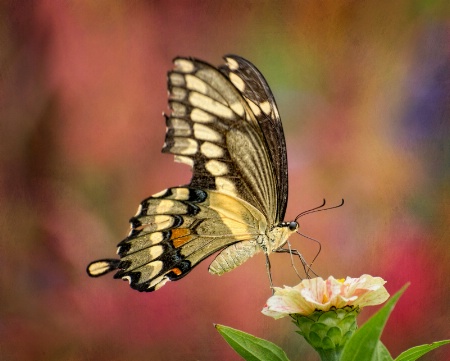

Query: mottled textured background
[1,1,449,360]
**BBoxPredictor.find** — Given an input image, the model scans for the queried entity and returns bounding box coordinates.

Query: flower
[262,275,389,361]
[262,274,389,318]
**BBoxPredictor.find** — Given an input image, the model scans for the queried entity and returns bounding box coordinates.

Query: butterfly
[87,55,301,292]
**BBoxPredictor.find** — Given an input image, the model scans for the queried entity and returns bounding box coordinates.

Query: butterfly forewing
[164,57,279,223]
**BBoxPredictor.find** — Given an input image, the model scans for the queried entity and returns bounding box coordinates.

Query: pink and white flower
[262,274,389,319]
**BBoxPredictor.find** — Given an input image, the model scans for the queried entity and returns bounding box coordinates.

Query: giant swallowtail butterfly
[87,55,301,292]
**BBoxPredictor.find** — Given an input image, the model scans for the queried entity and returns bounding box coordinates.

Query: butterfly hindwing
[109,187,266,292]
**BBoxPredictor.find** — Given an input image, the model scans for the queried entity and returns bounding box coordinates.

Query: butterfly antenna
[295,199,344,221]
[294,199,326,220]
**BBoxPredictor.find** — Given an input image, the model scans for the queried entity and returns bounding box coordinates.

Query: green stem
[316,347,343,361]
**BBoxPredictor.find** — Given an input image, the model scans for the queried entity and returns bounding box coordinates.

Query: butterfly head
[268,221,299,252]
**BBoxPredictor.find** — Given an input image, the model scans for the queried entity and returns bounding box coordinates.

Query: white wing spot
[87,261,113,276]
[171,102,186,116]
[169,118,191,136]
[246,98,262,116]
[170,188,191,200]
[154,215,175,230]
[260,101,271,115]
[193,123,222,142]
[149,274,169,290]
[189,92,234,119]
[215,177,237,195]
[148,245,164,260]
[155,200,176,214]
[205,160,228,176]
[191,108,215,123]
[200,142,224,158]
[170,87,187,101]
[230,102,245,117]
[226,57,239,70]
[171,137,198,155]
[174,59,195,72]
[185,74,207,93]
[122,275,132,284]
[149,232,164,244]
[229,72,245,92]
[169,73,185,87]
[174,155,194,168]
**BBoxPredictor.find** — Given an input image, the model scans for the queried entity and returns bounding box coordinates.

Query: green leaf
[215,324,291,361]
[375,341,394,361]
[394,340,450,361]
[340,284,409,361]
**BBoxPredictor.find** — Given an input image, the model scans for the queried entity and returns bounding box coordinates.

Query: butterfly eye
[288,221,298,231]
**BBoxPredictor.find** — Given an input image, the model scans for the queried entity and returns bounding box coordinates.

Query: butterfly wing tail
[87,259,121,277]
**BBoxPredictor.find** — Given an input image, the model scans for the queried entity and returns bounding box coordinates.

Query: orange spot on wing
[171,228,191,238]
[171,228,193,248]
[171,267,183,276]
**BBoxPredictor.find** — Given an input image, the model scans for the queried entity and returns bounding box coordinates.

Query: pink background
[1,1,449,360]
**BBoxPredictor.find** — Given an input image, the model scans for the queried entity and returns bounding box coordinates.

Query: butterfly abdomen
[208,240,260,275]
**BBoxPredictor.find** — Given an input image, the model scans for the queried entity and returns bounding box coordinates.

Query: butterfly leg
[274,247,319,279]
[265,253,275,294]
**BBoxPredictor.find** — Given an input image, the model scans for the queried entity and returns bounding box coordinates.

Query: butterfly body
[87,55,297,292]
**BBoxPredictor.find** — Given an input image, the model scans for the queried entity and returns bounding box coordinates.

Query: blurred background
[1,1,449,360]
